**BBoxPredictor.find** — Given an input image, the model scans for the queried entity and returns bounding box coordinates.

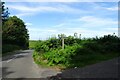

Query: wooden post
[62,37,64,49]
[79,34,81,39]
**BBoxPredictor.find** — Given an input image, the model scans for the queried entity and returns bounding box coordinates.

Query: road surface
[49,57,120,79]
[1,50,119,79]
[2,50,59,78]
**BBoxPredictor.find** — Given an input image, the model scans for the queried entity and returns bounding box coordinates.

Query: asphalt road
[49,57,120,79]
[1,50,120,79]
[2,50,59,78]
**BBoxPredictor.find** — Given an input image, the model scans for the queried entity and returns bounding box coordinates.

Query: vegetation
[1,2,10,24]
[2,2,29,55]
[2,44,21,56]
[33,34,120,69]
[29,40,38,49]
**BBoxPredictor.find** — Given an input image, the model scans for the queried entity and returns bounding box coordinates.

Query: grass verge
[33,49,119,70]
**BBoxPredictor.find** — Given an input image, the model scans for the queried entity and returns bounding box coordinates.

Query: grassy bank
[33,34,120,69]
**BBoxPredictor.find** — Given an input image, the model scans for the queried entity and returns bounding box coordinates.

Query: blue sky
[4,2,118,40]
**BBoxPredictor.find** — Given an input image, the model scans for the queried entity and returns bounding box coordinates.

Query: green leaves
[34,45,80,66]
[33,34,120,68]
[2,2,10,23]
[2,16,29,50]
[35,41,49,52]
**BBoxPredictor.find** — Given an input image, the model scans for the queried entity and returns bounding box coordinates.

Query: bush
[82,41,103,53]
[2,44,20,54]
[33,45,80,66]
[102,42,120,53]
[35,41,49,52]
[97,34,119,44]
[47,38,61,49]
[33,34,120,68]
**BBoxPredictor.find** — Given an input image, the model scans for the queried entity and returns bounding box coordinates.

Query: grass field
[29,40,38,49]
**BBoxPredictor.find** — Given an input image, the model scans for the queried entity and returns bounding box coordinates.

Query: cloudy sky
[4,2,118,40]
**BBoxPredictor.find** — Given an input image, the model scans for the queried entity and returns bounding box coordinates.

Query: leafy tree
[2,16,29,49]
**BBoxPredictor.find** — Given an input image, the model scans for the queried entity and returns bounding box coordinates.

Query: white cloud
[7,3,88,17]
[105,7,118,11]
[10,13,35,17]
[25,23,33,26]
[28,27,57,32]
[36,16,118,40]
[88,3,118,11]
[54,16,117,29]
[28,27,57,40]
[78,16,117,28]
[28,25,118,40]
[104,28,118,31]
[7,5,61,12]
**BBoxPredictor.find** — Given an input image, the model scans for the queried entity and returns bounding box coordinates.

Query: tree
[2,16,29,49]
[1,2,10,24]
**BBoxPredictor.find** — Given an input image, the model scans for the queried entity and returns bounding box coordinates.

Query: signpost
[58,34,66,49]
[62,37,64,49]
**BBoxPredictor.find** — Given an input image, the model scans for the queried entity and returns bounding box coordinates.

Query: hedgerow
[33,34,120,69]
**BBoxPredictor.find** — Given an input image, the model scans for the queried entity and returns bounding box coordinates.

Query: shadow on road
[2,50,33,61]
[1,78,44,80]
[47,58,119,79]
[2,67,15,78]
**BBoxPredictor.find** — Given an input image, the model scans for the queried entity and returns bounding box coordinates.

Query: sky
[4,1,118,40]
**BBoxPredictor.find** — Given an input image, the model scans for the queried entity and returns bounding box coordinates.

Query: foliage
[1,2,10,24]
[2,44,20,54]
[33,34,120,69]
[35,40,49,52]
[43,45,80,66]
[2,16,29,49]
[34,34,82,53]
[2,2,29,54]
[65,36,81,46]
[29,40,38,49]
[34,38,61,52]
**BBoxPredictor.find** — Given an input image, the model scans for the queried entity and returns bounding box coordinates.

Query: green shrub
[2,44,20,54]
[83,41,102,52]
[33,34,120,68]
[102,42,120,53]
[46,38,61,49]
[35,41,49,52]
[34,45,80,66]
[97,34,119,44]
